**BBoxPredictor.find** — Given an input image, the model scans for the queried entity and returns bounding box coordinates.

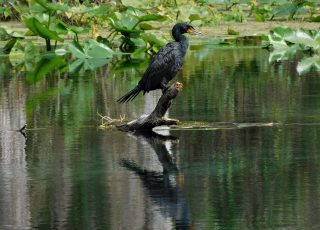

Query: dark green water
[1,45,320,229]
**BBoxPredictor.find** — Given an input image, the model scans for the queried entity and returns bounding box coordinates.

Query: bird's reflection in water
[120,130,191,229]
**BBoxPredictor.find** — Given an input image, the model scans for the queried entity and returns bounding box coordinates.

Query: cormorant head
[172,23,201,36]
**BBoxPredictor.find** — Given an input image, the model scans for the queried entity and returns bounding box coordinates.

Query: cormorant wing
[141,42,183,92]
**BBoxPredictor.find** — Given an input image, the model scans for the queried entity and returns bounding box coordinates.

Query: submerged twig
[17,124,27,138]
[97,112,125,129]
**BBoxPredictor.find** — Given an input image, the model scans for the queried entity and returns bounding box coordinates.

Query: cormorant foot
[161,86,169,94]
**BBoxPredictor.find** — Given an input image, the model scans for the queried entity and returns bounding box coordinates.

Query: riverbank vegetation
[1,0,320,75]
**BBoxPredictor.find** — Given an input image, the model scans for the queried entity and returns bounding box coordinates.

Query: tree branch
[117,82,183,132]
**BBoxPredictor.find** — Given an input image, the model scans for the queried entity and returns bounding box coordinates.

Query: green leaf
[69,59,84,74]
[112,56,147,72]
[107,16,140,34]
[137,14,167,22]
[310,16,320,22]
[24,17,64,42]
[27,56,66,83]
[0,27,11,40]
[130,38,146,48]
[227,27,239,35]
[255,13,265,22]
[70,5,109,16]
[69,40,87,59]
[272,2,298,18]
[189,14,201,22]
[55,48,67,56]
[52,19,87,35]
[297,56,320,75]
[24,41,38,61]
[68,25,87,34]
[33,18,64,42]
[139,23,154,30]
[8,42,25,66]
[10,31,24,39]
[51,20,69,35]
[271,27,294,39]
[126,6,145,18]
[285,30,320,50]
[0,27,24,40]
[35,0,69,11]
[0,38,17,54]
[7,41,38,67]
[140,33,166,48]
[84,59,111,70]
[68,39,113,59]
[268,44,300,63]
[69,58,111,73]
[24,17,39,35]
[85,40,113,59]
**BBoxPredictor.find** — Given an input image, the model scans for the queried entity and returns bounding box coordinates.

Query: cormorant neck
[172,28,189,56]
[172,30,187,42]
[180,38,189,56]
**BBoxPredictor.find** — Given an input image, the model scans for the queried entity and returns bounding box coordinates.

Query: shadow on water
[120,130,191,229]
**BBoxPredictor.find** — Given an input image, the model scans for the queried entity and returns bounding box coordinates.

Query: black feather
[117,23,197,103]
[117,85,142,103]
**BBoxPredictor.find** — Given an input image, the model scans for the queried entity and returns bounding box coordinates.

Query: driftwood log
[117,82,183,132]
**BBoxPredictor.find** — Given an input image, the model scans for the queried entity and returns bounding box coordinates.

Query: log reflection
[120,130,191,229]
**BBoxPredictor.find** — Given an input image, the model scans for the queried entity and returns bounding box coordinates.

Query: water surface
[1,45,320,229]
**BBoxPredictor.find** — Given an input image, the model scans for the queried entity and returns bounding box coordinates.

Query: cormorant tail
[117,85,142,103]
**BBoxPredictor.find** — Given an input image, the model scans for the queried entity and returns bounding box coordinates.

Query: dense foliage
[2,0,320,23]
[0,0,169,75]
[0,0,319,75]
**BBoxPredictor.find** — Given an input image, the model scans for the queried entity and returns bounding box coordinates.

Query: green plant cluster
[268,26,320,74]
[0,0,169,75]
[2,0,320,23]
[1,0,320,76]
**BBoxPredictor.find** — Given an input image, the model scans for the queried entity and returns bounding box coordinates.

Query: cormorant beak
[187,28,202,35]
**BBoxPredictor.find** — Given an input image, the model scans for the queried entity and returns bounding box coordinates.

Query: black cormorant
[117,22,200,103]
